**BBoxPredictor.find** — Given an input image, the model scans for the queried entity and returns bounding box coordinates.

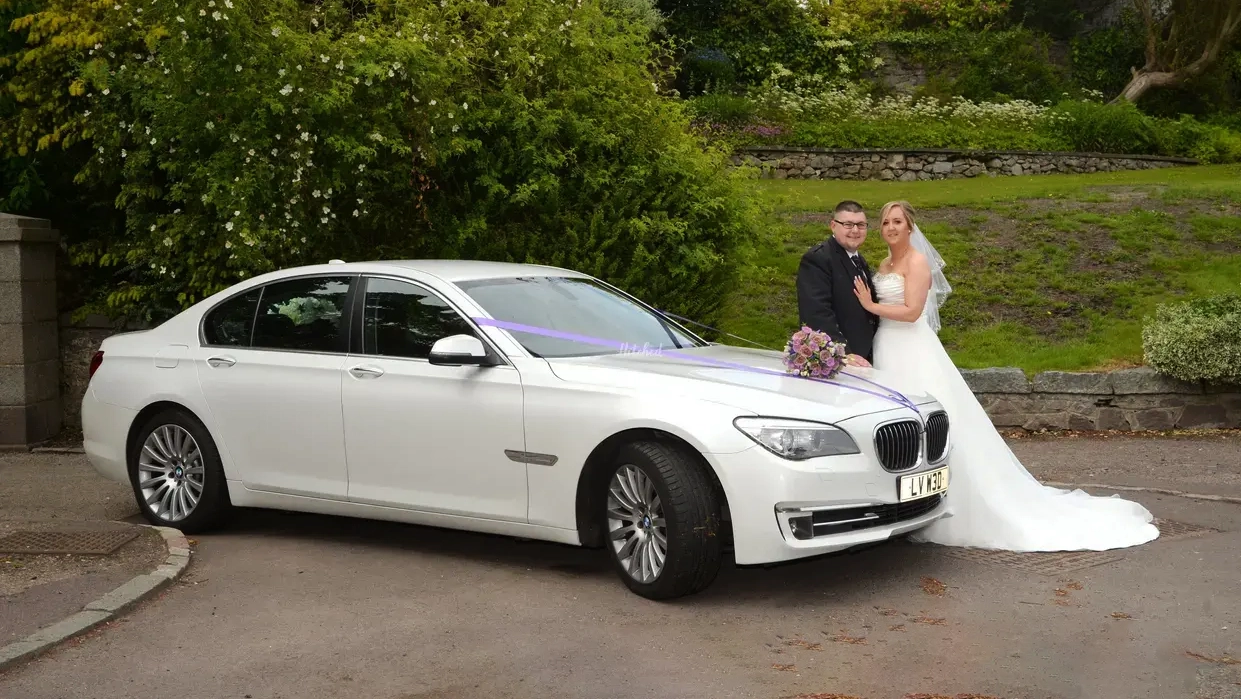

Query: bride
[850,200,1160,552]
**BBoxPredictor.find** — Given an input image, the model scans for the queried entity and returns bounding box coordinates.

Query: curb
[0,525,191,672]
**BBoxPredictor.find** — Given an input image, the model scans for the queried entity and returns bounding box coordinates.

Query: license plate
[898,466,949,502]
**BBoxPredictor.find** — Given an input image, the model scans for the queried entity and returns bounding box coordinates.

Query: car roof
[317,259,592,283]
[379,259,590,282]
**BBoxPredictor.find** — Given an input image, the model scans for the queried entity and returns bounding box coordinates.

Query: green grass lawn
[717,164,1241,374]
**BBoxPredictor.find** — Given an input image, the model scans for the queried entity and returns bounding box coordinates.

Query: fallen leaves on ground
[920,577,948,596]
[1052,580,1081,606]
[788,694,865,699]
[785,639,824,651]
[1000,427,1241,441]
[828,632,868,645]
[1186,651,1241,665]
[772,663,798,672]
[912,616,947,626]
[875,606,902,617]
[1110,612,1132,619]
[890,624,907,632]
[903,694,1004,699]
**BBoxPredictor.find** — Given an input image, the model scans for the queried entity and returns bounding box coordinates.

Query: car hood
[543,343,938,419]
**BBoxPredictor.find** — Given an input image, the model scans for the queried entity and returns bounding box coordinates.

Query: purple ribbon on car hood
[469,317,920,415]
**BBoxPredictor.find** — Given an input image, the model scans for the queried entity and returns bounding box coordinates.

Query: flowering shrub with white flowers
[687,65,1241,158]
[2,0,759,323]
[749,65,1072,133]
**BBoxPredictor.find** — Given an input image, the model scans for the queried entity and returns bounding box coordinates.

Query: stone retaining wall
[730,147,1198,181]
[960,367,1241,431]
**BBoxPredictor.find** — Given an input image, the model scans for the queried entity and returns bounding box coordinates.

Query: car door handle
[206,356,236,368]
[349,365,384,379]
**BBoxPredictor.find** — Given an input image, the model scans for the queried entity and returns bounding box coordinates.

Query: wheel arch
[125,400,221,474]
[573,427,731,549]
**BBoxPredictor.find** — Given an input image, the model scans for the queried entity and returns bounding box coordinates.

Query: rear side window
[252,276,352,353]
[203,289,261,346]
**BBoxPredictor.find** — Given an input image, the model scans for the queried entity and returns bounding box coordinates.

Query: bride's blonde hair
[879,200,916,235]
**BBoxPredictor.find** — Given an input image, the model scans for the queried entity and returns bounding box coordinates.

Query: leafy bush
[1041,100,1157,154]
[686,74,1241,159]
[944,32,1070,104]
[686,92,759,126]
[1068,23,1145,98]
[1005,0,1085,39]
[1041,101,1241,163]
[1152,116,1241,164]
[786,118,1064,150]
[668,0,851,86]
[1142,292,1241,385]
[2,0,760,324]
[807,0,1011,32]
[678,48,738,96]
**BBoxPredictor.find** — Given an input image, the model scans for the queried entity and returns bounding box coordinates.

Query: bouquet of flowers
[783,326,848,379]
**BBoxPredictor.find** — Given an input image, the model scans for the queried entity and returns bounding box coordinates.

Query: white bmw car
[82,259,951,599]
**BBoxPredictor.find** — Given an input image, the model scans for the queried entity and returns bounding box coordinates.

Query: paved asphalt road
[1,436,1238,699]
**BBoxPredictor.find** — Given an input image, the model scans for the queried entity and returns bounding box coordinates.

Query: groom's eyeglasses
[833,219,868,230]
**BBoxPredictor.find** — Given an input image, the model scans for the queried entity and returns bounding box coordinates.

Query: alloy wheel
[606,464,668,584]
[137,424,206,522]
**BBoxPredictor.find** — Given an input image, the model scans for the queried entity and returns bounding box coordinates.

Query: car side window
[362,277,478,359]
[252,276,353,353]
[203,289,261,347]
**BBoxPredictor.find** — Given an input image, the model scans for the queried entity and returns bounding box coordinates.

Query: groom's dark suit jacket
[795,236,880,361]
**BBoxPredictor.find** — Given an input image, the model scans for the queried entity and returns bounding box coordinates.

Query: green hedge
[2,0,760,325]
[1142,292,1241,385]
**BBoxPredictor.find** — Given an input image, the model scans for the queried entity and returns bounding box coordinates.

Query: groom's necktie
[848,253,865,278]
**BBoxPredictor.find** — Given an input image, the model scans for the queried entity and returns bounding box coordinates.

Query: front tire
[128,407,231,534]
[601,441,724,600]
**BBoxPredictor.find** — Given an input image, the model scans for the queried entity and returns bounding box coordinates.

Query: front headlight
[733,417,860,460]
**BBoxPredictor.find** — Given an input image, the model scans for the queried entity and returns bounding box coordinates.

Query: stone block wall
[0,214,62,448]
[961,367,1241,431]
[729,147,1198,181]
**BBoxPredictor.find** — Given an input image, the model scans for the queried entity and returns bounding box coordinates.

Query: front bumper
[710,410,951,566]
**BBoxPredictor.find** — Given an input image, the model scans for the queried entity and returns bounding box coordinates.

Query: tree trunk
[1111,70,1183,104]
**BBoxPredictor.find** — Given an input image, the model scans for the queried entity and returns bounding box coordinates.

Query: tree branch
[1135,0,1159,70]
[1114,0,1241,103]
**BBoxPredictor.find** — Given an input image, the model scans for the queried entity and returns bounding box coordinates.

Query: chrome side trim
[504,450,559,466]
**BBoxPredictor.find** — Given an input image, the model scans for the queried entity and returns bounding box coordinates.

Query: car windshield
[456,276,705,358]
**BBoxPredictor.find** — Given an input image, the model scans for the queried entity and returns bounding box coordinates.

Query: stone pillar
[0,214,61,449]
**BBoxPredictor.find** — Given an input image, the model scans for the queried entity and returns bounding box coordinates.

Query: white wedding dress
[869,272,1161,551]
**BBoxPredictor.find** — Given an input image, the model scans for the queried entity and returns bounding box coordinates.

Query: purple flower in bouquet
[783,326,848,379]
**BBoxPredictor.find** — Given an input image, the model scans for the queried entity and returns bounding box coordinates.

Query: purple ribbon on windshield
[470,317,921,415]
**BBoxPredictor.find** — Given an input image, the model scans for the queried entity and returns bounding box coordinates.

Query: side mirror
[428,334,495,366]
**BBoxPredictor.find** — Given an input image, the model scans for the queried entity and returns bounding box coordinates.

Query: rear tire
[601,440,724,600]
[128,407,231,534]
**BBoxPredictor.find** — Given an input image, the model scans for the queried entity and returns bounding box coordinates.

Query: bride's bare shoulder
[905,250,931,275]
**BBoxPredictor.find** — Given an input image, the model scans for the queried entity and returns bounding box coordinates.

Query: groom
[795,200,879,367]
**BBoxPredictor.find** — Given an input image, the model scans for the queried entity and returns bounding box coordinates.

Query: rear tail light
[89,351,104,380]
